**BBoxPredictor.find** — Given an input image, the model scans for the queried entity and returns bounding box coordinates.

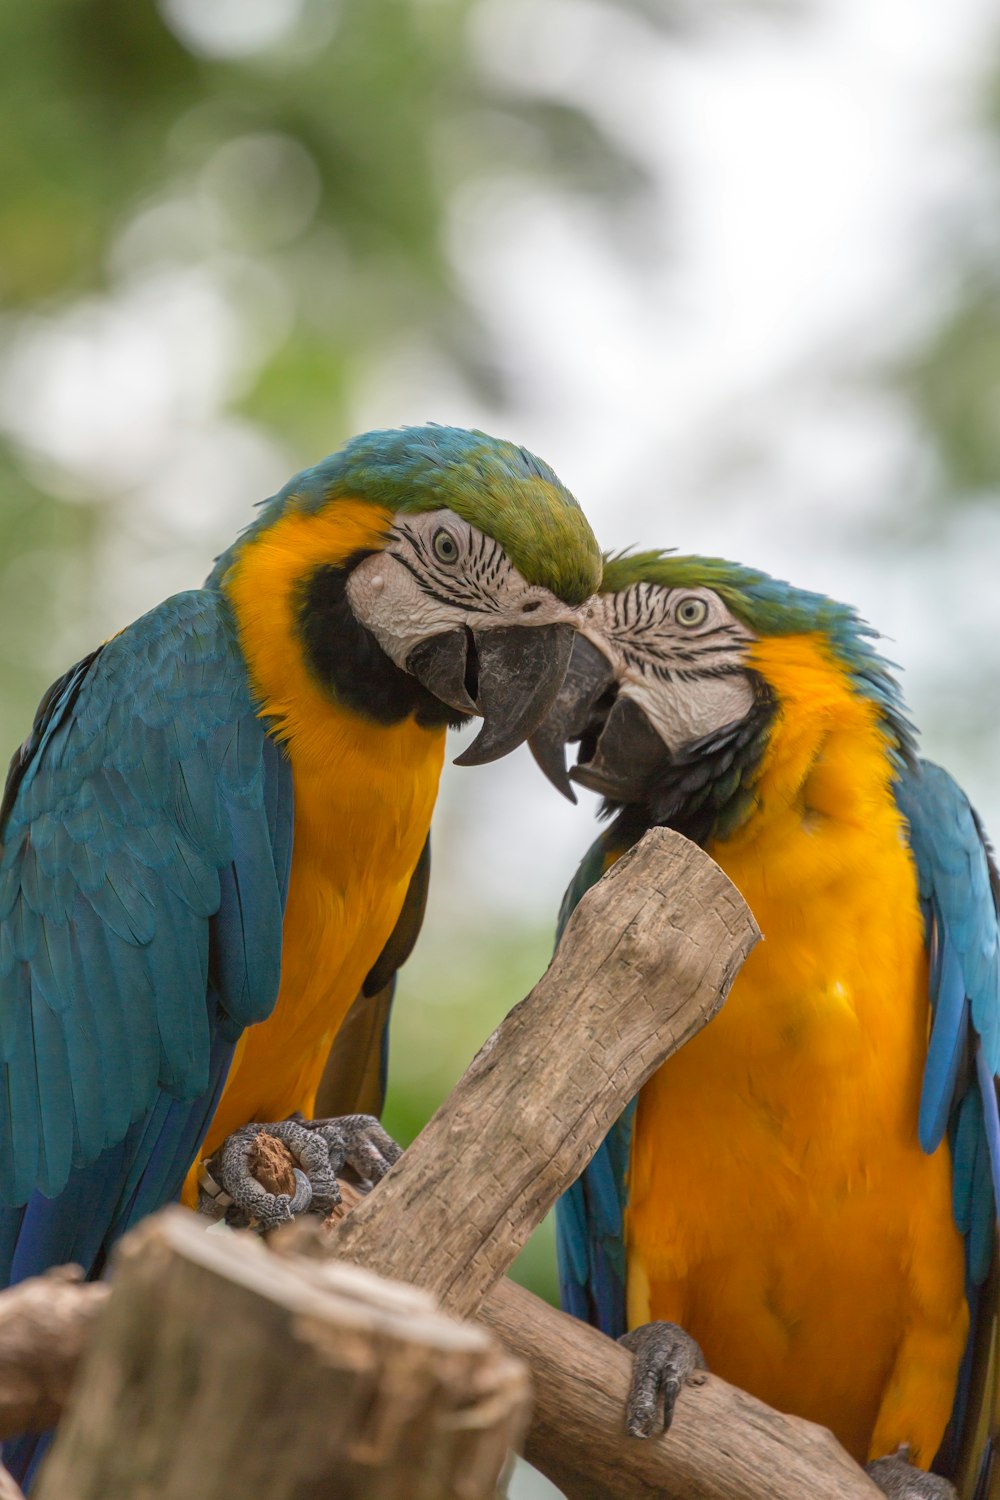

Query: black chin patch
[572,695,672,803]
[602,676,777,847]
[296,553,469,730]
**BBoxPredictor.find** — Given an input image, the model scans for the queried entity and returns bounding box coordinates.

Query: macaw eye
[676,596,708,628]
[433,529,460,564]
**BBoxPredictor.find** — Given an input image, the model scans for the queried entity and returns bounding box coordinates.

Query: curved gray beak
[407,622,576,767]
[527,636,616,801]
[529,634,672,803]
[570,694,672,802]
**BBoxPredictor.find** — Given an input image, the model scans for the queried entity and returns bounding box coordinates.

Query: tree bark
[0,1267,108,1440]
[34,1210,530,1500]
[329,827,760,1318]
[480,1279,880,1500]
[0,1257,884,1500]
[14,827,881,1499]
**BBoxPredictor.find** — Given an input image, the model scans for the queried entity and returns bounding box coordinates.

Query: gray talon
[299,1112,403,1184]
[287,1167,313,1216]
[199,1113,401,1234]
[618,1320,706,1438]
[865,1454,957,1499]
[205,1117,341,1232]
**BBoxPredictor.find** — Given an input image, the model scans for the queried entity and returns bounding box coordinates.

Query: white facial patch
[583,583,756,754]
[345,508,580,669]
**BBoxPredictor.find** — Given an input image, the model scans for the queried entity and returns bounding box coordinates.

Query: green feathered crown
[601,550,917,764]
[211,425,601,605]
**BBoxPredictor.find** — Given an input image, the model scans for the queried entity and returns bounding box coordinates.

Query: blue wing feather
[553,829,633,1339]
[895,761,1000,1481]
[973,1041,1000,1285]
[0,588,293,1290]
[920,924,969,1153]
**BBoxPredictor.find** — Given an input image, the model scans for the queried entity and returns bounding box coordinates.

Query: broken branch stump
[329,826,759,1317]
[34,1210,530,1500]
[0,1267,108,1440]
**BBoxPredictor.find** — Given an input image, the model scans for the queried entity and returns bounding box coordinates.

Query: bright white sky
[1,0,998,940]
[394,0,1000,932]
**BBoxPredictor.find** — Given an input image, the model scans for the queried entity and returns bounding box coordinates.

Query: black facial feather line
[387,521,510,614]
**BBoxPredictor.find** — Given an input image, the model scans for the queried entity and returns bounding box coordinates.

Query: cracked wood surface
[480,1279,881,1500]
[329,826,760,1319]
[34,1210,530,1500]
[6,826,880,1498]
[0,1267,108,1441]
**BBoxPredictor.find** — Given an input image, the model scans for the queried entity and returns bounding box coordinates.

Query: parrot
[0,423,601,1483]
[528,551,1000,1500]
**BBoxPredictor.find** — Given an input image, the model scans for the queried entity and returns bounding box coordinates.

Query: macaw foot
[296,1112,402,1184]
[617,1320,706,1438]
[199,1113,401,1232]
[865,1450,957,1499]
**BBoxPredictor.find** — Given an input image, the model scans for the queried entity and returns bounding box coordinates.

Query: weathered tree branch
[329,827,760,1318]
[0,1255,883,1500]
[0,1266,108,1440]
[479,1278,880,1500]
[34,1210,530,1500]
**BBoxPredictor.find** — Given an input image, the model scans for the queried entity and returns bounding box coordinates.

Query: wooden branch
[329,826,760,1317]
[479,1279,880,1500]
[8,828,879,1499]
[0,1250,882,1500]
[303,827,875,1497]
[35,1210,530,1500]
[0,1266,108,1440]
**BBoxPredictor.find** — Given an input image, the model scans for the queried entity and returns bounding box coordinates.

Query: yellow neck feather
[191,498,446,1153]
[719,631,902,855]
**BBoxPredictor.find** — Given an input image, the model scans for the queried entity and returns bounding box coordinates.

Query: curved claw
[287,1167,314,1216]
[618,1321,706,1439]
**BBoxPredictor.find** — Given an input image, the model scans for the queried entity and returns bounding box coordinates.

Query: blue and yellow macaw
[529,553,1000,1499]
[0,424,600,1476]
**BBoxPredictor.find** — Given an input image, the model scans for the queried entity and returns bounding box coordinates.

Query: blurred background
[2,0,999,1459]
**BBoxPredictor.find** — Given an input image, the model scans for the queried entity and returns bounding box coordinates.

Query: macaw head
[529,550,915,840]
[210,424,602,764]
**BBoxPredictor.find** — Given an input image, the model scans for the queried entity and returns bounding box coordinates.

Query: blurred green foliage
[900,274,1000,498]
[0,0,651,413]
[0,0,650,734]
[893,62,1000,503]
[381,922,563,1304]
